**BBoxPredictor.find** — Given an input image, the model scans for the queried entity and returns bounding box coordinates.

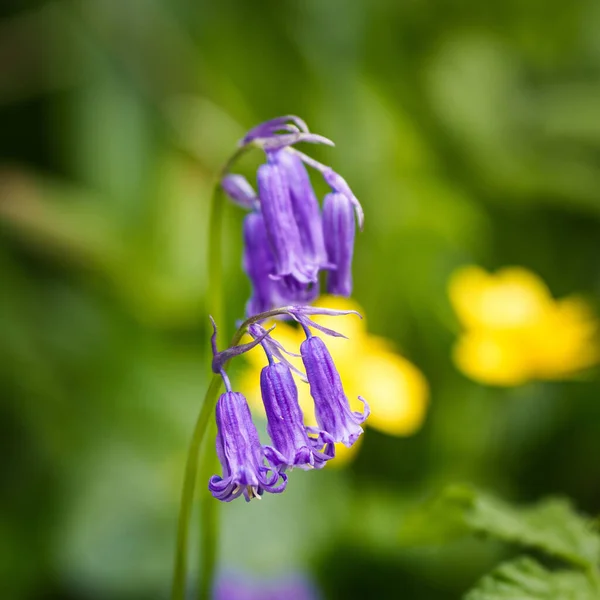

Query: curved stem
[171,373,221,600]
[198,415,219,600]
[171,144,253,600]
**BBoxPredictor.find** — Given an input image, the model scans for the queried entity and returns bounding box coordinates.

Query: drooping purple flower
[242,212,286,316]
[227,117,366,314]
[242,212,320,316]
[257,157,318,286]
[260,361,334,471]
[222,174,258,210]
[300,335,369,447]
[322,192,355,297]
[273,150,329,269]
[209,391,287,502]
[323,168,364,230]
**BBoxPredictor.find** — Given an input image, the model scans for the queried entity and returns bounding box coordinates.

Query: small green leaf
[399,485,600,568]
[465,556,599,600]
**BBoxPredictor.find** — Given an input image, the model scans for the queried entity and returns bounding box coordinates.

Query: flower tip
[314,135,335,147]
[261,132,336,150]
[355,205,365,231]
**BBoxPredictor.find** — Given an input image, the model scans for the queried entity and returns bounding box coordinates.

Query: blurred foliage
[466,557,598,600]
[1,0,600,599]
[400,484,600,568]
[402,485,600,598]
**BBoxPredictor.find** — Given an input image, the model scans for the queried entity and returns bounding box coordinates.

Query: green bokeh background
[1,1,599,598]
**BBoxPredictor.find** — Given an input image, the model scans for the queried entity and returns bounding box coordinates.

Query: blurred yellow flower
[237,296,429,466]
[449,266,600,386]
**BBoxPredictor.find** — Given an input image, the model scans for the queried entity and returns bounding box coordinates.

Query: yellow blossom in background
[238,296,429,466]
[449,266,600,386]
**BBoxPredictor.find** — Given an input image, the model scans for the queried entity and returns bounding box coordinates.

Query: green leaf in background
[464,556,598,600]
[399,485,600,569]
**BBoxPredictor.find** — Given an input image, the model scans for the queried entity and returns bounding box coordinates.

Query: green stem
[198,417,219,600]
[171,140,268,600]
[194,158,230,600]
[171,373,221,600]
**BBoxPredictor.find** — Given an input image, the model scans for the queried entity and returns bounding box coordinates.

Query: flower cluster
[208,117,369,502]
[221,116,363,316]
[240,295,430,466]
[449,265,600,386]
[209,307,369,501]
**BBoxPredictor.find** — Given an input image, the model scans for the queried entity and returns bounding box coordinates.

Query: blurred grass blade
[0,167,122,269]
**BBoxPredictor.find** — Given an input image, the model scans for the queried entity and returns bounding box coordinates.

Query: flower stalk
[171,145,252,600]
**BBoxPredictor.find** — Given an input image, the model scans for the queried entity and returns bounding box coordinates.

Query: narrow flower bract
[257,158,318,286]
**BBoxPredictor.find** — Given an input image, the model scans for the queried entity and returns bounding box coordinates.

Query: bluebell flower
[242,211,286,316]
[257,155,318,286]
[261,363,335,471]
[250,324,334,470]
[273,149,329,270]
[208,318,287,502]
[242,211,319,317]
[300,333,369,447]
[323,168,364,230]
[209,391,287,502]
[222,116,364,314]
[322,192,355,297]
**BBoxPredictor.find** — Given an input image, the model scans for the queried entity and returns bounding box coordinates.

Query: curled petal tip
[305,133,335,147]
[354,203,365,231]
